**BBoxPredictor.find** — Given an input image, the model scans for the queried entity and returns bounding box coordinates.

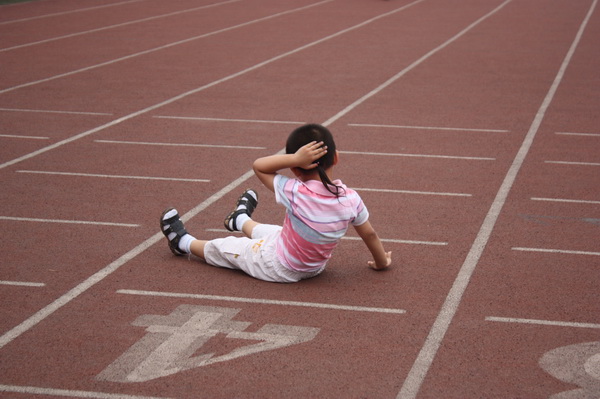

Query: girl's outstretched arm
[353,221,392,270]
[253,141,326,191]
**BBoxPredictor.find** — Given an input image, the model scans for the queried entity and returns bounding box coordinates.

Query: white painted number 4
[97,305,319,383]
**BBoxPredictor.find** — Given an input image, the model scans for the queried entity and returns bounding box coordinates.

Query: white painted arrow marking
[97,305,319,382]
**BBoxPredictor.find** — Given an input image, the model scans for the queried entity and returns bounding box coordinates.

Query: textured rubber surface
[0,1,598,398]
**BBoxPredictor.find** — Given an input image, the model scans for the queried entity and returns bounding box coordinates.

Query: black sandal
[160,208,188,256]
[224,189,258,232]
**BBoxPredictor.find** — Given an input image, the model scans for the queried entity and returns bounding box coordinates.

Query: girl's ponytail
[316,164,344,197]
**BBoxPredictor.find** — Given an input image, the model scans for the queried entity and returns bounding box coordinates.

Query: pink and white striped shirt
[273,174,369,272]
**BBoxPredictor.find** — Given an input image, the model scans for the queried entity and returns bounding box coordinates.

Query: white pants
[203,224,323,283]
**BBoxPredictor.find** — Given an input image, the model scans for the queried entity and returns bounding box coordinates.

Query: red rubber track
[0,0,598,398]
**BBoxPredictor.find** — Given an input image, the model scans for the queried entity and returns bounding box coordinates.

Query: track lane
[407,0,600,397]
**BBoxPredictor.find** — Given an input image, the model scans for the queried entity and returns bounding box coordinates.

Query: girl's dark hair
[286,124,344,197]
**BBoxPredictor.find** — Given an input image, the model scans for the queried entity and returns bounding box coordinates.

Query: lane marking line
[0,0,333,95]
[95,139,266,150]
[0,0,145,26]
[116,289,406,314]
[555,132,600,137]
[0,216,139,228]
[518,213,600,226]
[0,384,172,399]
[512,247,600,256]
[0,0,416,171]
[0,107,112,116]
[16,170,210,183]
[545,160,600,166]
[0,134,49,140]
[0,281,45,287]
[355,187,472,197]
[342,236,447,246]
[486,316,600,329]
[398,1,597,398]
[0,0,241,52]
[348,123,509,133]
[531,197,600,205]
[340,150,495,161]
[205,229,448,246]
[153,115,305,125]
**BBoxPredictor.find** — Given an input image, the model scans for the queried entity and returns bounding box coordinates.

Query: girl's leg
[242,219,259,238]
[189,239,208,261]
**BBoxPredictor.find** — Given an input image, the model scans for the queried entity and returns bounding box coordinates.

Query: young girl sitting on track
[160,123,392,283]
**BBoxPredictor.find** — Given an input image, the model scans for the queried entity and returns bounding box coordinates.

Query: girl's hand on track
[294,141,327,169]
[368,251,392,270]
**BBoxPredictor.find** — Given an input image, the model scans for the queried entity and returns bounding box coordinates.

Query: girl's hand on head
[294,141,327,169]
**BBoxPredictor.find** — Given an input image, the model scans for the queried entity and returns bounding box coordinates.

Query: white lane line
[340,150,495,161]
[0,0,334,95]
[0,384,172,399]
[531,197,600,205]
[0,216,139,228]
[0,107,112,116]
[0,0,145,26]
[94,139,266,150]
[355,187,472,197]
[342,236,447,246]
[486,316,600,329]
[153,115,305,125]
[348,123,509,133]
[0,0,432,351]
[0,0,409,171]
[512,247,600,256]
[117,289,406,314]
[205,229,448,246]
[0,281,45,287]
[555,132,600,137]
[545,160,600,166]
[0,0,241,52]
[0,134,49,140]
[16,170,210,183]
[398,1,596,398]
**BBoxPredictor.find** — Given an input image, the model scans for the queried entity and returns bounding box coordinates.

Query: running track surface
[1,1,599,398]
